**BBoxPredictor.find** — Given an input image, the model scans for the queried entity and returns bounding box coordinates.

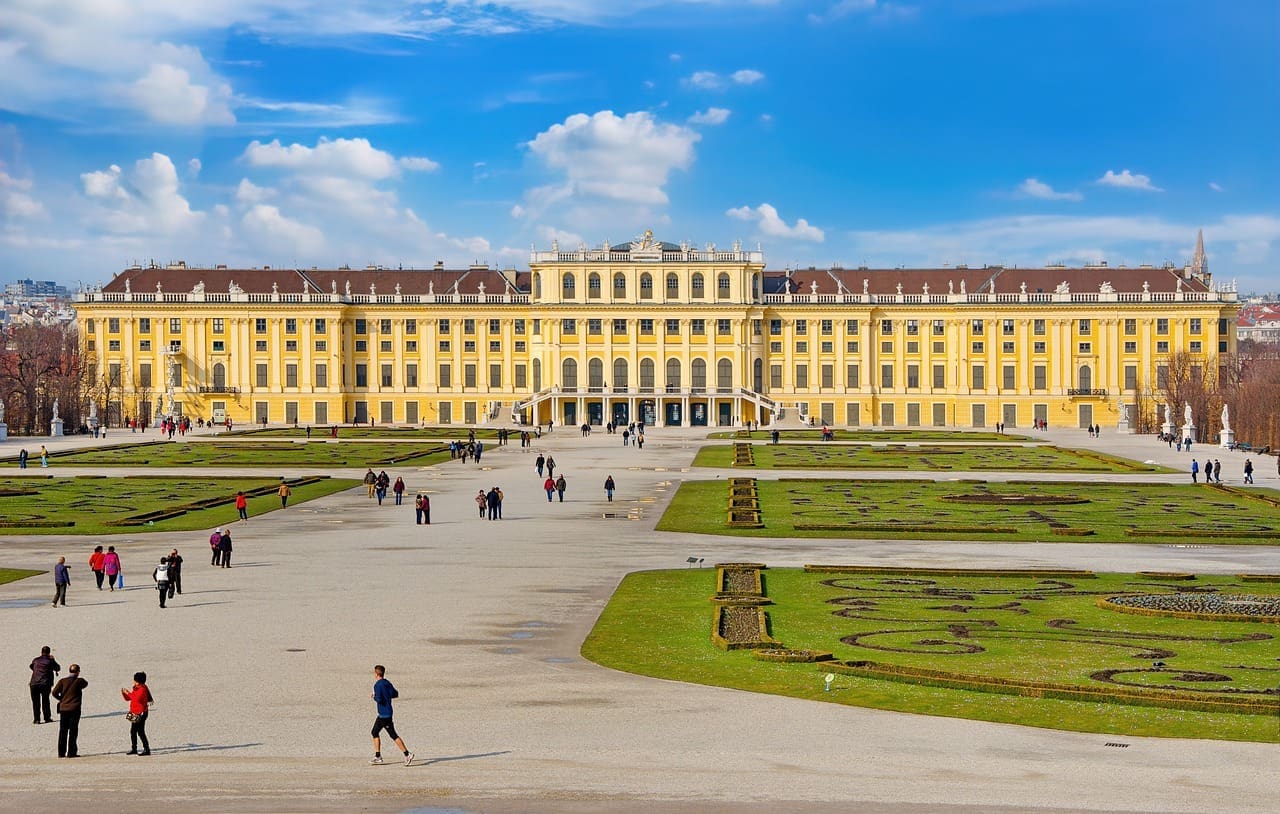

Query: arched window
[589,358,604,388]
[532,272,542,299]
[717,358,733,389]
[692,358,707,389]
[533,358,542,391]
[1078,365,1092,391]
[212,362,226,390]
[613,273,626,297]
[613,358,629,389]
[751,273,761,302]
[587,272,601,299]
[666,273,679,298]
[561,358,577,389]
[691,273,705,298]
[639,273,653,299]
[640,358,655,389]
[562,273,576,298]
[666,358,681,390]
[753,358,763,392]
[717,272,731,300]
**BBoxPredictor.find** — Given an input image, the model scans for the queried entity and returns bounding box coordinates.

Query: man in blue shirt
[52,558,70,607]
[368,665,413,766]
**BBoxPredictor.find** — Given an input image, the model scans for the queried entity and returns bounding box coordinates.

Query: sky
[0,0,1277,293]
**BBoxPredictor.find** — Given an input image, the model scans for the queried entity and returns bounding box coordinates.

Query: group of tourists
[28,645,154,758]
[362,469,406,505]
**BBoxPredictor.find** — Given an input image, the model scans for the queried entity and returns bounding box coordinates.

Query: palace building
[75,230,1238,431]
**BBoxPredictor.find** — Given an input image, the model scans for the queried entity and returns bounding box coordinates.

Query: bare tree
[0,323,84,434]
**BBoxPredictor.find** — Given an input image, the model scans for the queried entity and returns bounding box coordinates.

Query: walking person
[535,454,545,478]
[210,528,223,566]
[1213,459,1222,484]
[277,479,292,508]
[18,448,28,468]
[414,494,428,525]
[475,489,487,518]
[1190,459,1199,483]
[363,468,377,498]
[604,475,615,502]
[544,476,556,502]
[235,491,249,522]
[219,527,233,567]
[546,456,556,479]
[103,545,122,590]
[1244,459,1254,484]
[368,665,413,766]
[40,444,49,468]
[51,663,87,758]
[167,549,183,596]
[555,473,567,503]
[52,557,70,607]
[89,545,106,590]
[29,645,60,724]
[152,557,171,608]
[486,487,499,520]
[393,477,405,506]
[121,671,153,755]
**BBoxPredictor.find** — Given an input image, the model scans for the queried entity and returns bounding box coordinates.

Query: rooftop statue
[191,280,205,294]
[1099,280,1115,294]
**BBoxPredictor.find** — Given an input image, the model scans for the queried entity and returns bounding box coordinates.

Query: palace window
[691,319,706,335]
[770,342,782,353]
[1002,319,1015,335]
[379,341,392,353]
[614,273,627,296]
[907,364,920,388]
[933,364,945,388]
[796,342,808,353]
[1190,341,1203,354]
[406,340,417,352]
[315,340,327,352]
[257,341,269,352]
[86,319,95,334]
[490,364,502,387]
[514,341,526,352]
[717,272,731,298]
[439,364,452,387]
[169,318,181,333]
[108,318,120,333]
[108,340,121,351]
[489,319,500,334]
[691,273,705,298]
[1078,319,1091,335]
[846,319,860,335]
[1124,319,1136,335]
[821,341,834,353]
[795,320,807,335]
[588,319,603,336]
[848,341,860,353]
[315,364,327,387]
[212,318,224,334]
[821,319,833,335]
[588,273,601,299]
[406,364,418,387]
[640,273,653,298]
[1034,365,1046,389]
[562,319,577,335]
[795,364,808,388]
[1124,341,1137,353]
[1002,365,1015,390]
[1156,341,1169,353]
[464,341,476,352]
[640,319,654,335]
[971,365,985,389]
[881,341,893,353]
[666,273,679,297]
[438,340,450,352]
[514,320,525,335]
[971,341,984,354]
[437,319,451,334]
[490,341,501,353]
[1189,318,1202,334]
[881,364,893,388]
[1123,365,1136,390]
[1156,318,1169,335]
[287,341,299,352]
[1078,342,1092,354]
[563,273,576,298]
[287,364,299,388]
[613,319,627,335]
[354,319,367,335]
[314,318,327,333]
[140,340,152,351]
[138,317,151,333]
[847,363,860,387]
[285,318,298,334]
[932,341,944,353]
[717,319,732,336]
[770,319,783,336]
[1002,342,1015,353]
[906,320,919,336]
[666,319,680,335]
[1033,319,1046,336]
[906,341,919,354]
[1033,342,1046,353]
[970,319,985,335]
[256,364,269,388]
[255,318,267,334]
[463,319,475,335]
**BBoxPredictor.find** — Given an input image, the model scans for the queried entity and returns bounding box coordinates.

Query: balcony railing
[198,386,240,394]
[1067,388,1108,397]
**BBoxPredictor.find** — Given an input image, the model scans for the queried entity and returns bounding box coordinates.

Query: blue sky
[0,0,1277,292]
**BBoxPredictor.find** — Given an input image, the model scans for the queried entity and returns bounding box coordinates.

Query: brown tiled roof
[102,266,528,296]
[770,265,1209,296]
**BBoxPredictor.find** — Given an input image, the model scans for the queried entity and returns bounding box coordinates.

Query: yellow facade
[75,236,1238,430]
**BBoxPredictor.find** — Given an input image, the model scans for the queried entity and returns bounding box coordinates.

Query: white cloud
[669,53,682,62]
[124,63,235,126]
[0,170,45,218]
[684,68,766,91]
[1096,169,1163,192]
[522,110,700,209]
[241,204,326,253]
[688,107,731,125]
[1016,178,1083,202]
[1209,182,1224,193]
[242,137,436,179]
[809,0,918,24]
[80,152,203,234]
[187,158,202,177]
[235,178,276,204]
[727,203,824,242]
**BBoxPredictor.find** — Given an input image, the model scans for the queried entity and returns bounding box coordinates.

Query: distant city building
[1237,303,1280,345]
[5,279,69,298]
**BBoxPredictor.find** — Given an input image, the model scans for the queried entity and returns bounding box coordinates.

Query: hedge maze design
[777,480,1280,544]
[709,565,1280,715]
[711,442,1152,472]
[22,440,448,468]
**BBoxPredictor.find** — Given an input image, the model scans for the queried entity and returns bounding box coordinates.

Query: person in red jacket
[235,491,249,522]
[88,545,106,590]
[120,671,153,756]
[543,476,555,503]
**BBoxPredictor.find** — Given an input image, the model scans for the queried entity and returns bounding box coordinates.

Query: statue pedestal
[0,422,7,441]
[1161,421,1175,438]
[1181,423,1195,443]
[50,418,64,437]
[1220,428,1236,449]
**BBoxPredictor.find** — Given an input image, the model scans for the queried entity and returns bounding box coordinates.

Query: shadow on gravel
[417,750,511,767]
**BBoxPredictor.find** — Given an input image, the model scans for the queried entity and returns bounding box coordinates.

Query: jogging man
[368,665,414,766]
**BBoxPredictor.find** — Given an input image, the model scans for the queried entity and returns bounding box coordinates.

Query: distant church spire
[1191,229,1207,276]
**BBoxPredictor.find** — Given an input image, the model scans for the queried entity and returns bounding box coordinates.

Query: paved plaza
[1,427,1278,813]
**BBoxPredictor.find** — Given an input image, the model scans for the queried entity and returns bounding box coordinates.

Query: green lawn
[0,568,41,584]
[0,476,359,534]
[658,479,1280,544]
[11,440,451,468]
[708,429,1038,442]
[694,442,1161,472]
[582,568,1280,741]
[234,426,507,439]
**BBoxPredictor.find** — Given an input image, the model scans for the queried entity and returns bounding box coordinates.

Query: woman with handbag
[121,671,153,756]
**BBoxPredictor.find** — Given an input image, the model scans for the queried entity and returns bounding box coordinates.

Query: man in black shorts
[368,664,413,766]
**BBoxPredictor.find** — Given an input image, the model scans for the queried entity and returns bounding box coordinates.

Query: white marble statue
[1143,280,1150,293]
[1184,402,1193,424]
[1164,403,1172,425]
[428,280,435,296]
[331,280,338,295]
[862,279,869,295]
[272,282,279,294]
[124,279,131,293]
[156,282,163,294]
[478,281,486,296]
[345,280,352,296]
[51,398,59,421]
[960,280,966,295]
[1221,404,1230,431]
[394,282,401,295]
[1099,281,1115,294]
[1020,281,1027,294]
[0,396,5,423]
[191,280,205,294]
[810,280,818,295]
[1054,280,1069,294]
[895,282,903,295]
[948,280,954,294]
[922,282,929,295]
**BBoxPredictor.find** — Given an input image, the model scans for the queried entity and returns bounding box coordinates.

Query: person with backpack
[102,546,122,591]
[152,557,171,608]
[604,475,615,502]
